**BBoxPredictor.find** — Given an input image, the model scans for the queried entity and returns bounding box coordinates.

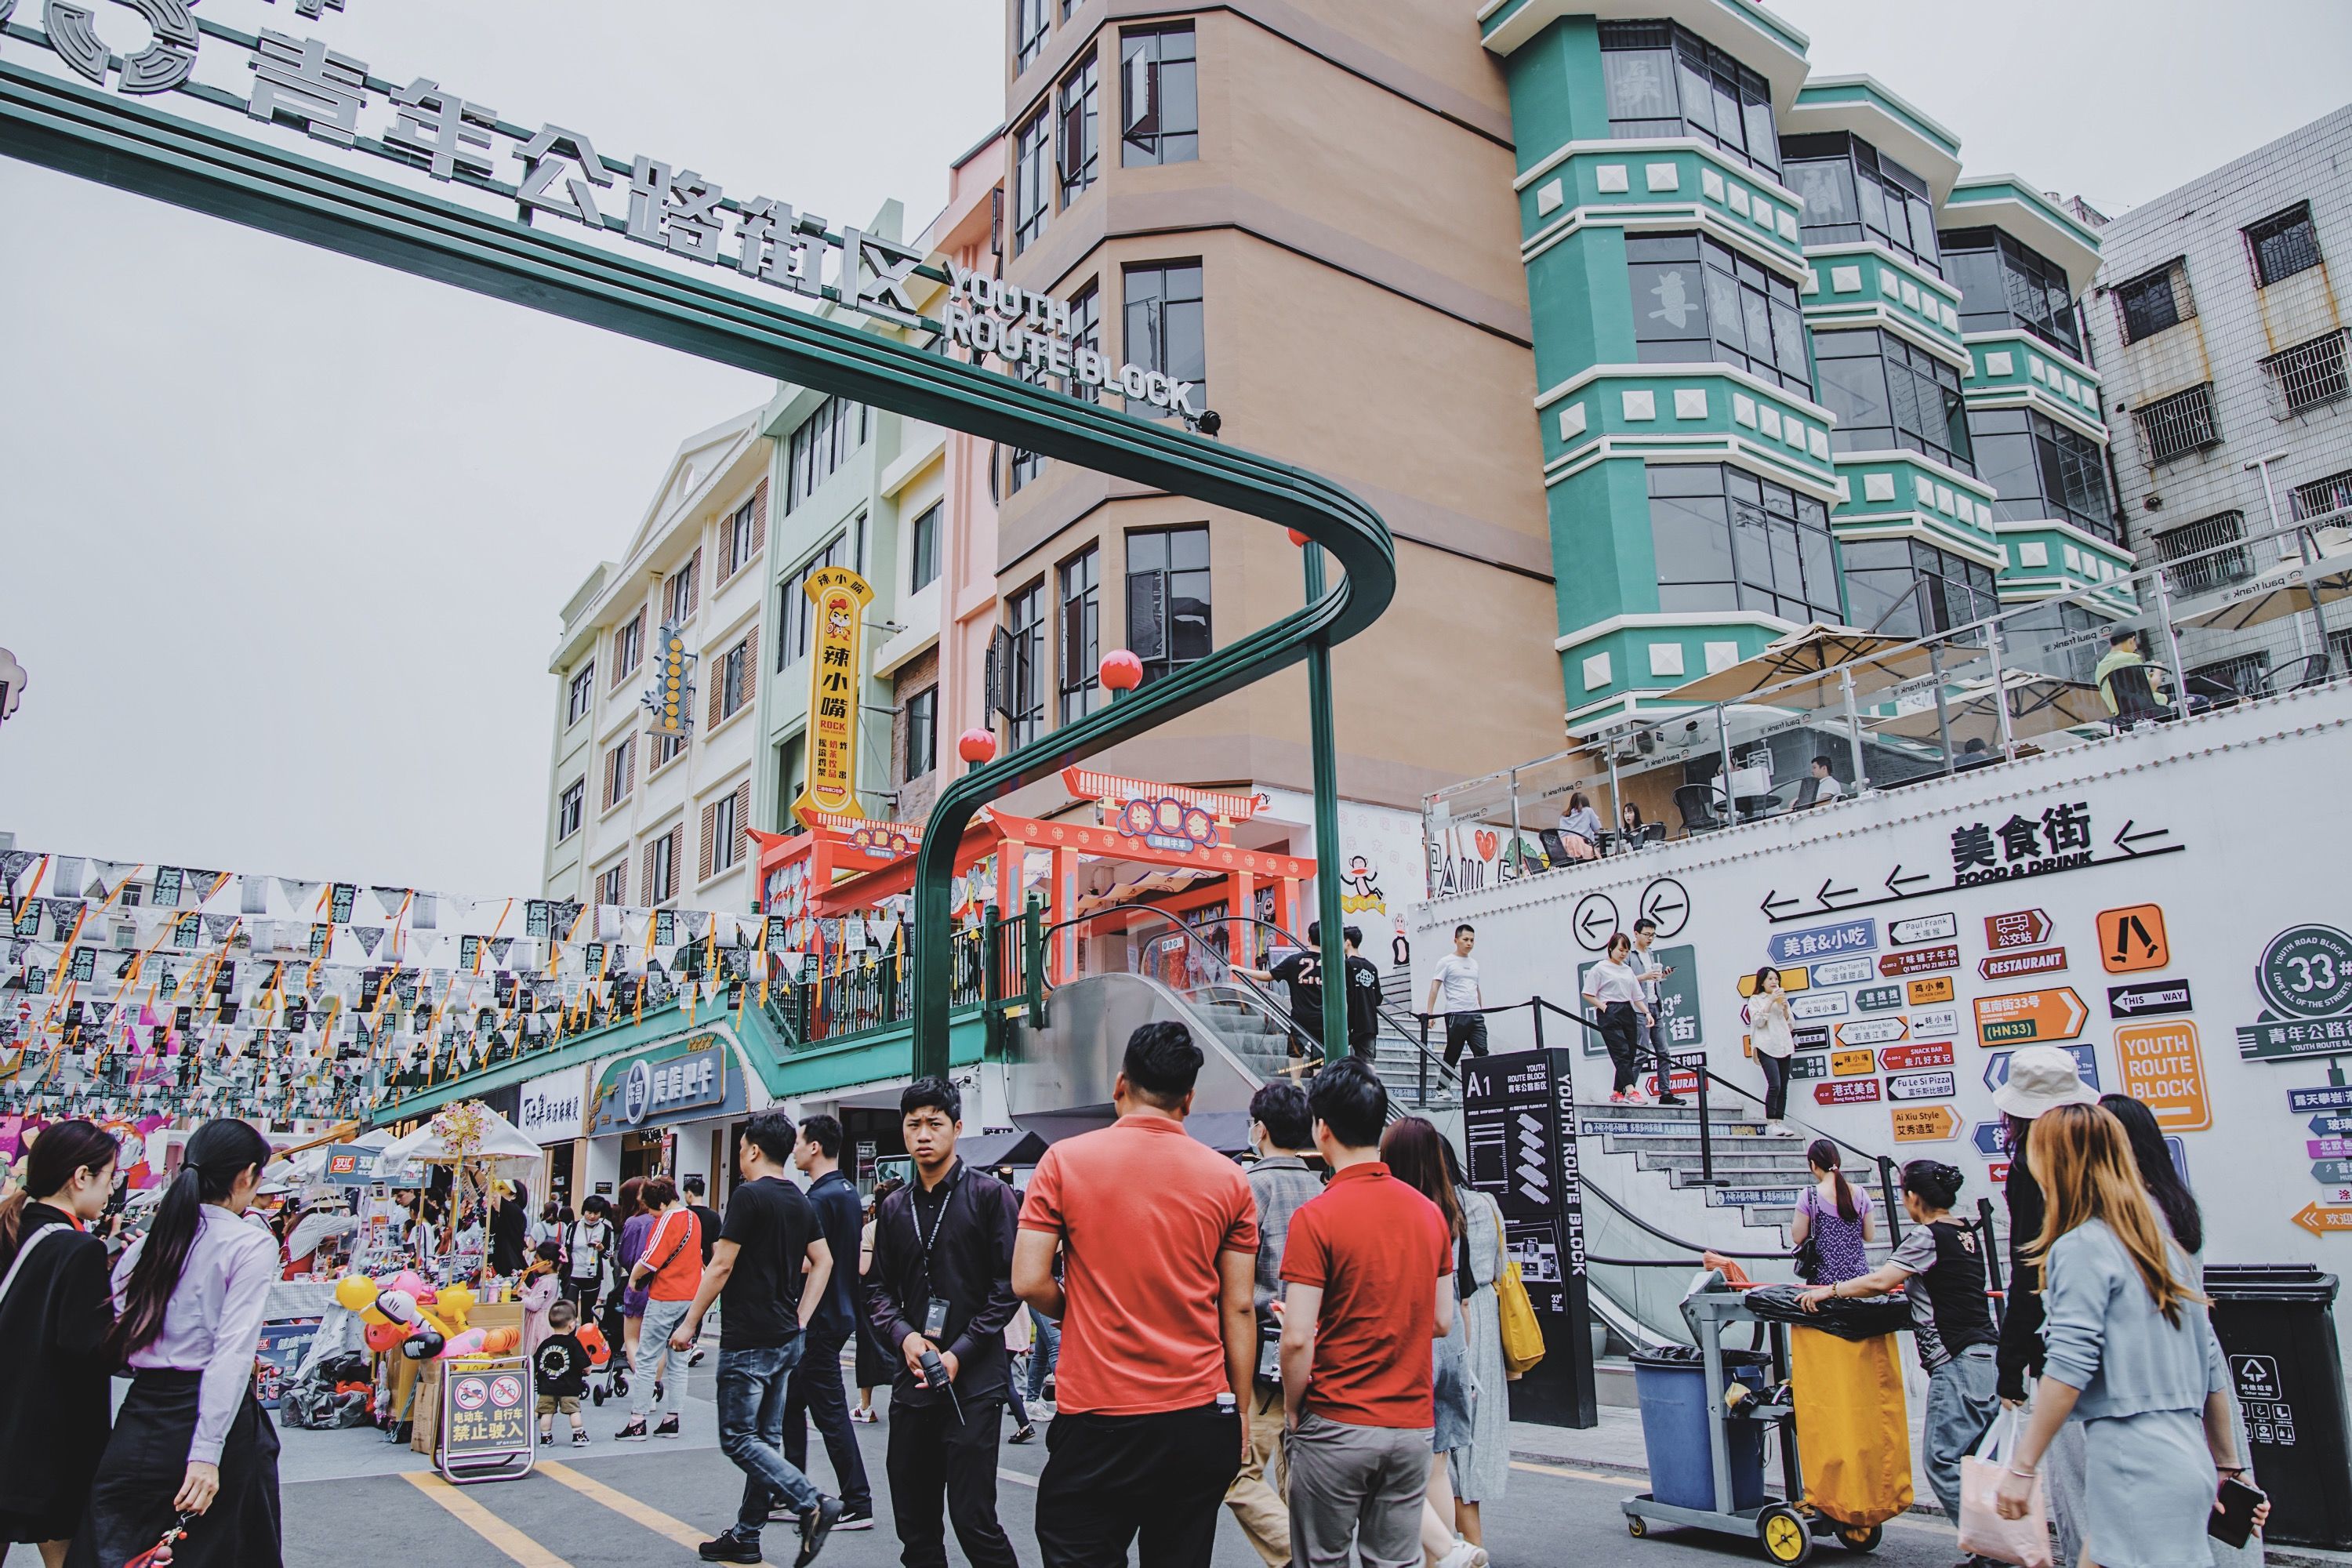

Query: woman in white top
[1748,966,1798,1135]
[1582,933,1656,1103]
[83,1119,282,1568]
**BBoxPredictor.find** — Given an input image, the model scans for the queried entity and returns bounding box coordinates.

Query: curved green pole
[0,64,1399,1081]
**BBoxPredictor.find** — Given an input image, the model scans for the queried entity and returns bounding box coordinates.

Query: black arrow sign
[2112,820,2171,855]
[1577,906,1612,938]
[1817,877,1858,908]
[2109,979,2194,1019]
[1886,865,1930,895]
[1762,890,1799,917]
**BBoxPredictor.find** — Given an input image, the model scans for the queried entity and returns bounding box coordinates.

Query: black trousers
[1442,1012,1488,1067]
[1035,1402,1240,1568]
[80,1370,281,1568]
[783,1322,871,1511]
[1759,1051,1791,1120]
[887,1394,1018,1568]
[1599,1002,1644,1093]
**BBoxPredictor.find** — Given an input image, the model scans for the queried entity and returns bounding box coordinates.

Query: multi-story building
[543,407,775,915]
[2084,103,2352,694]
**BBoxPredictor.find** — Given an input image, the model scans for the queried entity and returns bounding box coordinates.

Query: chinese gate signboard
[795,567,873,822]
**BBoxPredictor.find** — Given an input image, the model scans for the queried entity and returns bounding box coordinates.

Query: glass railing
[1425,513,2351,895]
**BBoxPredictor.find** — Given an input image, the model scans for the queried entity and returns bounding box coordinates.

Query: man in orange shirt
[1014,1022,1258,1568]
[617,1175,701,1441]
[1279,1058,1456,1568]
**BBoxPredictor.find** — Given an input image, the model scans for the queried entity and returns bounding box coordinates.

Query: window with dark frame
[1005,581,1047,749]
[566,663,595,724]
[663,558,697,625]
[613,612,644,681]
[905,687,938,781]
[1839,536,1998,641]
[1015,0,1049,73]
[909,502,942,592]
[1126,526,1211,685]
[2245,203,2322,289]
[713,790,741,872]
[1597,20,1780,177]
[648,831,676,905]
[2115,262,2192,345]
[605,736,633,807]
[1938,227,2080,357]
[654,730,684,768]
[1120,25,1197,167]
[2260,331,2350,418]
[785,395,869,514]
[777,534,848,668]
[597,862,627,906]
[1813,328,1974,473]
[1965,407,2113,541]
[557,779,583,841]
[1058,544,1102,724]
[2131,383,2220,466]
[1065,283,1102,401]
[1646,465,1842,626]
[1013,109,1052,255]
[1058,52,1099,206]
[724,496,758,576]
[2154,510,2253,595]
[720,640,749,720]
[1781,132,1940,274]
[1123,261,1207,419]
[2292,466,2352,525]
[1626,233,1812,394]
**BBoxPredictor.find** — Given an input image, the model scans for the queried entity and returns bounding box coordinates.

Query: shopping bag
[1497,1259,1545,1377]
[1958,1410,2052,1568]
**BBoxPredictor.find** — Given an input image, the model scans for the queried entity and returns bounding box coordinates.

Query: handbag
[1495,1238,1545,1377]
[1957,1409,2052,1568]
[1791,1188,1824,1283]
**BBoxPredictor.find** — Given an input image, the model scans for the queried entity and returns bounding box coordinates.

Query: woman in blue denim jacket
[1994,1104,2267,1568]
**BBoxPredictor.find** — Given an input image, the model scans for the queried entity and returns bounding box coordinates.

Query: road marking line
[397,1471,575,1568]
[1000,1467,1040,1487]
[537,1460,789,1567]
[1511,1460,1642,1486]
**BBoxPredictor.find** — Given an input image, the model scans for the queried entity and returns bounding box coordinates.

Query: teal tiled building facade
[1484,0,2131,729]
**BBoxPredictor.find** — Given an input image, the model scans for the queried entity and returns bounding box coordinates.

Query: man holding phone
[1632,918,1684,1106]
[865,1078,1022,1568]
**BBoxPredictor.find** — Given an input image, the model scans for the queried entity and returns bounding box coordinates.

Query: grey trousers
[1921,1345,1999,1522]
[1284,1413,1432,1568]
[631,1297,692,1420]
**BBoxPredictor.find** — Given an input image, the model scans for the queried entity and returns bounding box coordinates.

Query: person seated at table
[1553,793,1602,860]
[1793,756,1844,809]
[1619,801,1650,848]
[2095,629,2180,725]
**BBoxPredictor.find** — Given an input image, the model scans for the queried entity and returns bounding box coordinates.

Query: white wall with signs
[1416,686,2352,1364]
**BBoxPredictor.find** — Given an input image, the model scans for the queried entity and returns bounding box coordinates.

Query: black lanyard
[910,1163,964,1302]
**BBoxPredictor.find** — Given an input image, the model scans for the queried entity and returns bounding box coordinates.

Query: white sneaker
[1436,1541,1490,1568]
[1770,1121,1800,1138]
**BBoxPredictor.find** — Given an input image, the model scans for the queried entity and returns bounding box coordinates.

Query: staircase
[1371,971,1457,1112]
[1188,989,1305,1083]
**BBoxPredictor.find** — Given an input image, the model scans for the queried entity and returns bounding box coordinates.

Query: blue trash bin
[1631,1349,1769,1512]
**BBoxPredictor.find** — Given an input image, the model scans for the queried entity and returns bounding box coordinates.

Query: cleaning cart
[1620,1272,1889,1566]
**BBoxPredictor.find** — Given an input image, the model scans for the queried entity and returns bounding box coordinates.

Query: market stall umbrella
[374,1105,543,1170]
[2177,550,2352,634]
[1661,622,1935,708]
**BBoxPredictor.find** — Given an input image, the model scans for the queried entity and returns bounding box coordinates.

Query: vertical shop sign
[1461,1047,1595,1427]
[795,566,874,821]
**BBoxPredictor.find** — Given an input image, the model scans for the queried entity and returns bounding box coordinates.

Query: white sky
[2,0,2346,896]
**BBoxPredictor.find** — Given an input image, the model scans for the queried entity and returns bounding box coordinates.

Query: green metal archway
[0,28,1393,1080]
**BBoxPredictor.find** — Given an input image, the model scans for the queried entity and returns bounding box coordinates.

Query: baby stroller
[583,1301,630,1406]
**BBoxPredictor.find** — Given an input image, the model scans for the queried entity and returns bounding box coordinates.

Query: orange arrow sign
[1974,987,2088,1046]
[1892,1103,1961,1142]
[2294,1203,2352,1236]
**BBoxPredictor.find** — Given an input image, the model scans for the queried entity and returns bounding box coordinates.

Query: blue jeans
[717,1340,822,1536]
[1922,1345,2000,1522]
[1027,1312,1060,1402]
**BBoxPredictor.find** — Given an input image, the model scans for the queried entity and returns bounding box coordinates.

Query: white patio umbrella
[375,1105,543,1169]
[2179,550,2352,634]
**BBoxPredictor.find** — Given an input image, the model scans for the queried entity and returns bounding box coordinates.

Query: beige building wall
[990,1,1559,822]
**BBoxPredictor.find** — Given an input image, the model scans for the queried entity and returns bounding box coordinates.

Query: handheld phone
[2208,1477,2265,1549]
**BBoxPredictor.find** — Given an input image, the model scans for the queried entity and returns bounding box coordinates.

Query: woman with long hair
[2099,1094,2201,1254]
[1554,792,1602,861]
[612,1175,649,1370]
[1992,1104,2267,1566]
[0,1120,120,1567]
[82,1118,282,1568]
[1436,1138,1509,1553]
[1382,1116,1485,1568]
[1788,1138,1872,1285]
[1748,967,1798,1136]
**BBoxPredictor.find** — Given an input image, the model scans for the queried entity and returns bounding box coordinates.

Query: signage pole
[1987,623,2015,762]
[2151,572,2190,711]
[1713,702,1735,821]
[1302,546,1350,1058]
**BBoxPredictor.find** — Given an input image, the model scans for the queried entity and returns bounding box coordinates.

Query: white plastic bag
[1958,1409,2053,1568]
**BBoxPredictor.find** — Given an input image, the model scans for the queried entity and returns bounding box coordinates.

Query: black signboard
[1461,1047,1596,1428]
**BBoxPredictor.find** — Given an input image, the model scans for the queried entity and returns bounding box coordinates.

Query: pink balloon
[438,1328,488,1359]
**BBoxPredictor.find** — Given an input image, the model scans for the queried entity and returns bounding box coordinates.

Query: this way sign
[2110,979,2192,1020]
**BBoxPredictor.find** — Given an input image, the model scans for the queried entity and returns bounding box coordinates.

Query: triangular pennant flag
[353,927,384,956]
[203,914,239,944]
[489,938,514,964]
[277,877,324,911]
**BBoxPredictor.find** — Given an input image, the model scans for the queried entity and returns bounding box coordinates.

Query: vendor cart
[1620,1275,1885,1566]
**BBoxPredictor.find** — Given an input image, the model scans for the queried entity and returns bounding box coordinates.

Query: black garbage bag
[1743,1283,1912,1341]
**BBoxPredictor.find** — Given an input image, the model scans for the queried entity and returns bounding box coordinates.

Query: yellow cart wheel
[1627,1516,1648,1538]
[1759,1504,1813,1566]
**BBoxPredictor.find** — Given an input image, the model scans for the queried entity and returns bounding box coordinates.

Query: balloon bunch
[334,1272,496,1360]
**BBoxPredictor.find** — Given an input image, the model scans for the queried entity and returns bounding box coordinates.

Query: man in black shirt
[1240,923,1326,1057]
[1341,926,1383,1058]
[683,1173,723,1267]
[782,1114,873,1530]
[670,1111,844,1567]
[866,1077,1022,1568]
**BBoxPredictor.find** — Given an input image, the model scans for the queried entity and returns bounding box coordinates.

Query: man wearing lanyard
[1632,917,1685,1107]
[866,1078,1022,1568]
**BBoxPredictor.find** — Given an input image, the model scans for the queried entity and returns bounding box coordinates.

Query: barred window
[2154,510,2254,595]
[2130,383,2219,465]
[2245,203,2321,288]
[2115,260,2193,345]
[2291,467,2352,526]
[2260,331,2350,418]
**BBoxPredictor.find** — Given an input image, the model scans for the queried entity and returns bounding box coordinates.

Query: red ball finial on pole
[956,728,998,764]
[1100,649,1144,692]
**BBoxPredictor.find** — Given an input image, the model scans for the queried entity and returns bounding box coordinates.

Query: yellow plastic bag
[1789,1324,1913,1528]
[1497,1261,1545,1376]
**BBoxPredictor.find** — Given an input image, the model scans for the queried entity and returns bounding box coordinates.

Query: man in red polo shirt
[1280,1057,1455,1568]
[1014,1021,1258,1568]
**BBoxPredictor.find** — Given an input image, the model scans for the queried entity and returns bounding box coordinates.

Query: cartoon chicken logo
[826,601,854,639]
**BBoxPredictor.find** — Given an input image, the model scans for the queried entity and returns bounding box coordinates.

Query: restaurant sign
[586,1033,742,1136]
[794,568,873,822]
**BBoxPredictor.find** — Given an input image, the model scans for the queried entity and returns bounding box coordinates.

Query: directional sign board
[2292,1086,2352,1113]
[2293,1203,2352,1236]
[1975,987,2088,1046]
[1890,913,1958,946]
[1973,1122,2010,1156]
[1882,945,1960,978]
[1887,1070,1957,1101]
[1816,1079,1882,1105]
[1769,920,1878,966]
[1912,1006,1959,1040]
[2109,979,2193,1020]
[2113,1020,2209,1131]
[1981,947,2067,982]
[1637,878,1690,938]
[1811,956,1877,988]
[1831,1047,1878,1076]
[1907,977,1955,1005]
[1984,1045,2100,1094]
[1856,985,1905,1012]
[2313,1116,2352,1137]
[1789,1053,1829,1080]
[1987,909,2053,951]
[2313,1160,2352,1183]
[1837,1017,1909,1047]
[1882,1042,1955,1072]
[1792,1024,1831,1051]
[1571,894,1619,953]
[1791,991,1851,1020]
[1893,1103,1961,1142]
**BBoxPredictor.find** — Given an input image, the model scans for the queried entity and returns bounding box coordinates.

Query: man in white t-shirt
[1803,755,1845,808]
[1421,924,1487,1067]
